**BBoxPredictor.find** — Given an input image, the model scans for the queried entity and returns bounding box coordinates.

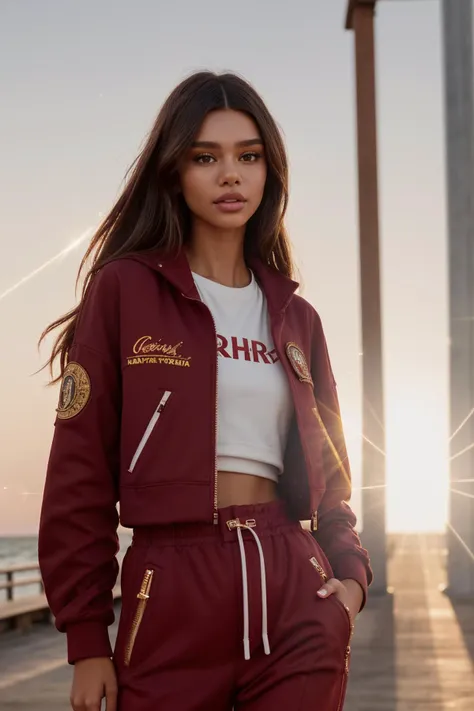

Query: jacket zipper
[181,292,219,524]
[128,391,172,473]
[124,568,154,666]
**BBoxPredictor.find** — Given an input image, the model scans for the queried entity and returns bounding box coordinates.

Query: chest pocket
[128,390,172,473]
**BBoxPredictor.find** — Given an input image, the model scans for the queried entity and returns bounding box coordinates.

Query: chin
[204,213,251,230]
[218,215,249,227]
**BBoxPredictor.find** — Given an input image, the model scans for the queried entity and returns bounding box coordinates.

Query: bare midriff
[217,471,279,508]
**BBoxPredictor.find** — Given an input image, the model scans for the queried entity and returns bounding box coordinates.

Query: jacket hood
[118,248,300,315]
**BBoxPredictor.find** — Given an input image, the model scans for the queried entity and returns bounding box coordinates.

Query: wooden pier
[0,562,121,633]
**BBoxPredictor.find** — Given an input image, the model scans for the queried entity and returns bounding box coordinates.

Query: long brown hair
[38,70,295,384]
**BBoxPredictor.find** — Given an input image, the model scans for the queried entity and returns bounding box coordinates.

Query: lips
[214,192,246,204]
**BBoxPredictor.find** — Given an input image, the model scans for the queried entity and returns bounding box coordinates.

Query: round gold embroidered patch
[56,362,91,420]
[285,342,313,385]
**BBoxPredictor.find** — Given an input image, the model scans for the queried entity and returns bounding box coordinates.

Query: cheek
[180,169,212,208]
[251,164,268,201]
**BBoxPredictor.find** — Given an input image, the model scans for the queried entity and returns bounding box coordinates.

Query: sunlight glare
[0,226,95,302]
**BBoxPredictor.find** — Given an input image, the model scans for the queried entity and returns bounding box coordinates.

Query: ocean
[0,532,133,603]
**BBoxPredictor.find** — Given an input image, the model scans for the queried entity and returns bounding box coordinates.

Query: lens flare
[0,226,95,302]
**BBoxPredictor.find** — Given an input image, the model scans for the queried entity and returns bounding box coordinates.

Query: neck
[185,224,250,288]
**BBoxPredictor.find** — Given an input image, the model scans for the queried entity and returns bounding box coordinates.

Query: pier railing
[0,563,44,602]
[0,562,122,633]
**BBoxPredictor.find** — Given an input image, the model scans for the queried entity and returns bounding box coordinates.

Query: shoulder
[75,258,146,341]
[73,255,161,357]
[87,259,121,292]
[288,293,324,334]
[93,256,150,284]
[86,256,157,301]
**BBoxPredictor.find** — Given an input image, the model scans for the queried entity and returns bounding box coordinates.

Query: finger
[70,698,92,711]
[70,701,100,711]
[317,578,340,598]
[106,685,118,711]
[84,702,101,711]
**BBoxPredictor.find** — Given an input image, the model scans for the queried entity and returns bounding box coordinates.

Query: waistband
[132,499,300,547]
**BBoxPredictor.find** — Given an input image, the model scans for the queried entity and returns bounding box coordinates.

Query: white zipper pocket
[128,390,172,473]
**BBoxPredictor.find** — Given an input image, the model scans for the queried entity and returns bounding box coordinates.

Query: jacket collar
[123,247,299,315]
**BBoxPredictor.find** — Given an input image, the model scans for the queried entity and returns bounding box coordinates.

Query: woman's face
[178,109,267,231]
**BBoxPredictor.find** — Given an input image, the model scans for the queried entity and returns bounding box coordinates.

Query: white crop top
[192,269,294,482]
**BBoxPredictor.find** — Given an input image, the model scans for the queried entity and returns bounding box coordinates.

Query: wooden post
[7,571,13,601]
[442,0,474,598]
[347,0,387,594]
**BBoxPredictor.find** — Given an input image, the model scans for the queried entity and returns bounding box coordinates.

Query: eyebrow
[191,138,264,149]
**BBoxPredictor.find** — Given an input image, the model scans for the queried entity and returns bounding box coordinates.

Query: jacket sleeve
[38,264,122,664]
[310,308,373,610]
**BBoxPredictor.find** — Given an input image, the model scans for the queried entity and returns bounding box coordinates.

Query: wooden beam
[443,0,474,599]
[346,0,377,31]
[348,1,387,592]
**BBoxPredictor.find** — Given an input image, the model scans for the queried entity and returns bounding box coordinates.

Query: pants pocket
[307,546,354,685]
[336,670,349,711]
[123,566,155,667]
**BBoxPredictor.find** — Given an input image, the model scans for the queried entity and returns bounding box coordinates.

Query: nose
[218,158,241,187]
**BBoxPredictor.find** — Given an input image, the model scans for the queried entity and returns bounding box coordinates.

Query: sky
[0,0,450,535]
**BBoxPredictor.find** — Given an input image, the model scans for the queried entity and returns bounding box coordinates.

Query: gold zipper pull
[309,556,328,582]
[310,511,318,531]
[137,569,154,599]
[344,645,351,673]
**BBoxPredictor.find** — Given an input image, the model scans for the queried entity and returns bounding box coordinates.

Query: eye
[241,151,263,162]
[193,153,215,164]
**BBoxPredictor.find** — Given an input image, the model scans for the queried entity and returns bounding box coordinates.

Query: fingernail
[317,589,328,597]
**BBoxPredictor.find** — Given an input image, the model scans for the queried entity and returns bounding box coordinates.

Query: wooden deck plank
[345,533,474,710]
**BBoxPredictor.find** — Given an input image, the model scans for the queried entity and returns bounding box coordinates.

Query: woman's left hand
[317,578,363,624]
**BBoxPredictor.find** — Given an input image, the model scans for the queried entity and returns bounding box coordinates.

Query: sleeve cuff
[332,555,370,611]
[66,620,113,665]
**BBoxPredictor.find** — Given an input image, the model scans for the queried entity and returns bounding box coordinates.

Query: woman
[38,70,372,711]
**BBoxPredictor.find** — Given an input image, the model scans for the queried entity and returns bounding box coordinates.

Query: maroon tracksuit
[38,248,372,710]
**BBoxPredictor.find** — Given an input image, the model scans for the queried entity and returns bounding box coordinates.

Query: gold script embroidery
[127,336,192,368]
[127,356,191,368]
[133,336,190,359]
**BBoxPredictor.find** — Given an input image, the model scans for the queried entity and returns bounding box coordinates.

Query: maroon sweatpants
[113,500,353,710]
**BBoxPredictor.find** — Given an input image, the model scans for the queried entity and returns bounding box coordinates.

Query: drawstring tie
[228,518,271,661]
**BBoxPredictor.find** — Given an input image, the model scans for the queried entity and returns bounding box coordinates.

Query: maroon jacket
[38,248,372,664]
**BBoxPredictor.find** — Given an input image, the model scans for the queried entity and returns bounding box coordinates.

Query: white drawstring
[235,523,271,660]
